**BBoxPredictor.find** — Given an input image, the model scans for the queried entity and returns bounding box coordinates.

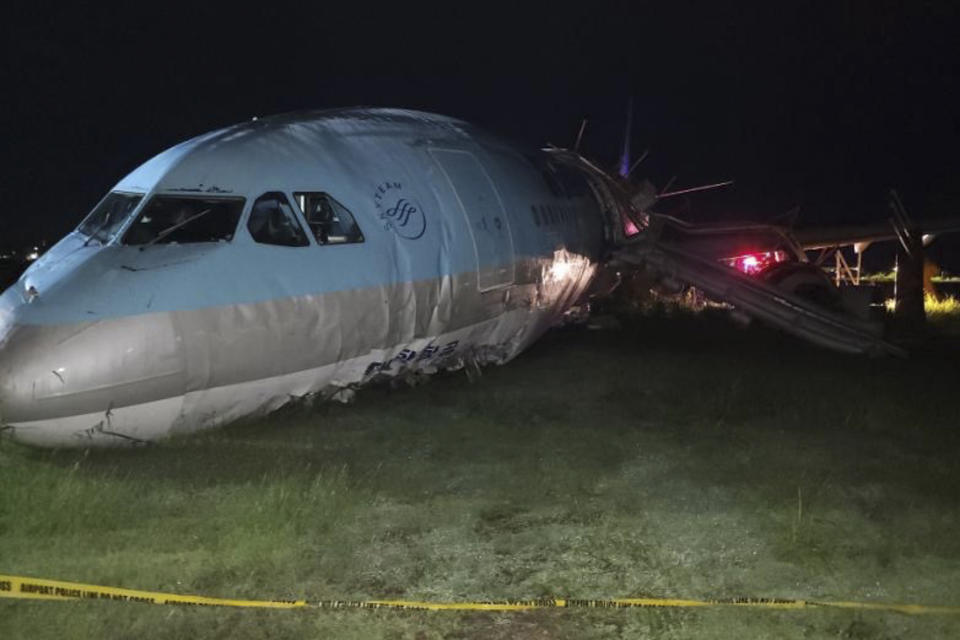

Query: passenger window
[294,192,364,245]
[248,192,310,247]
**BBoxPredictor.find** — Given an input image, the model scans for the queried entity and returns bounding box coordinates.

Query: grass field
[2,308,960,638]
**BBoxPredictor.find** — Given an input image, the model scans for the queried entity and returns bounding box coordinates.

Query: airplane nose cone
[0,290,187,446]
[0,287,22,429]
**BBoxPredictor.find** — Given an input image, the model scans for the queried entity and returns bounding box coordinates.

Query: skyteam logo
[373,181,426,240]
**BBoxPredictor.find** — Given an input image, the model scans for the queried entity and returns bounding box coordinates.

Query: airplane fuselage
[0,109,608,446]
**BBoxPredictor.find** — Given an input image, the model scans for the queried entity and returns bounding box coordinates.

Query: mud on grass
[2,310,960,638]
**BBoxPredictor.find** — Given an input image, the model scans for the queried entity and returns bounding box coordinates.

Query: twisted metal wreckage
[0,109,954,446]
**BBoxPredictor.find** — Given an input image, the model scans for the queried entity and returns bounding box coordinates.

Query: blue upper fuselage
[11,108,605,327]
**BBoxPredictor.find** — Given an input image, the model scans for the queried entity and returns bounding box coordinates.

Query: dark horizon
[4,3,958,266]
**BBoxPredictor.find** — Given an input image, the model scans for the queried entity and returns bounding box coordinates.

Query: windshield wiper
[82,212,113,247]
[139,209,211,250]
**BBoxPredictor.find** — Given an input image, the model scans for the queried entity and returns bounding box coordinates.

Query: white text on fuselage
[364,340,460,376]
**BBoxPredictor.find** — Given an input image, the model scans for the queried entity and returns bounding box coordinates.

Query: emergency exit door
[429,149,516,291]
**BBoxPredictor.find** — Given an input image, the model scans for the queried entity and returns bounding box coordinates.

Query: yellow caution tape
[0,575,305,609]
[2,575,959,615]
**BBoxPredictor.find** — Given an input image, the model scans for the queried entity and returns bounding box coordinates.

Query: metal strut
[615,242,905,357]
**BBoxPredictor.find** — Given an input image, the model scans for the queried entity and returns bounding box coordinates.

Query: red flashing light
[724,251,786,275]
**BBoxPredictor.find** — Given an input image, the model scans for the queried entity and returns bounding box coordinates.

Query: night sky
[3,3,958,265]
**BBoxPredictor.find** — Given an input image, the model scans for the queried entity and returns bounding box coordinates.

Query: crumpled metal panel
[2,253,596,446]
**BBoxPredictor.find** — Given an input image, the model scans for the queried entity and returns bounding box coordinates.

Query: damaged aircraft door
[429,149,516,291]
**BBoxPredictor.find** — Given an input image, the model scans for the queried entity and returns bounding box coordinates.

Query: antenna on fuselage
[618,97,634,178]
[658,180,735,198]
[626,148,649,178]
[659,175,678,196]
[574,118,588,152]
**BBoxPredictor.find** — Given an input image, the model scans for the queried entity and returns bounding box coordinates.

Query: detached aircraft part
[544,148,907,357]
[615,242,904,357]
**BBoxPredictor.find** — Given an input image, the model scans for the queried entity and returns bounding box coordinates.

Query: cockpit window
[122,196,244,246]
[293,192,364,245]
[77,192,144,244]
[247,192,310,247]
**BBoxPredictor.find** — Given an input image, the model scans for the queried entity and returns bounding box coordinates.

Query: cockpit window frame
[246,191,312,248]
[120,194,247,247]
[291,191,365,247]
[77,190,146,245]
